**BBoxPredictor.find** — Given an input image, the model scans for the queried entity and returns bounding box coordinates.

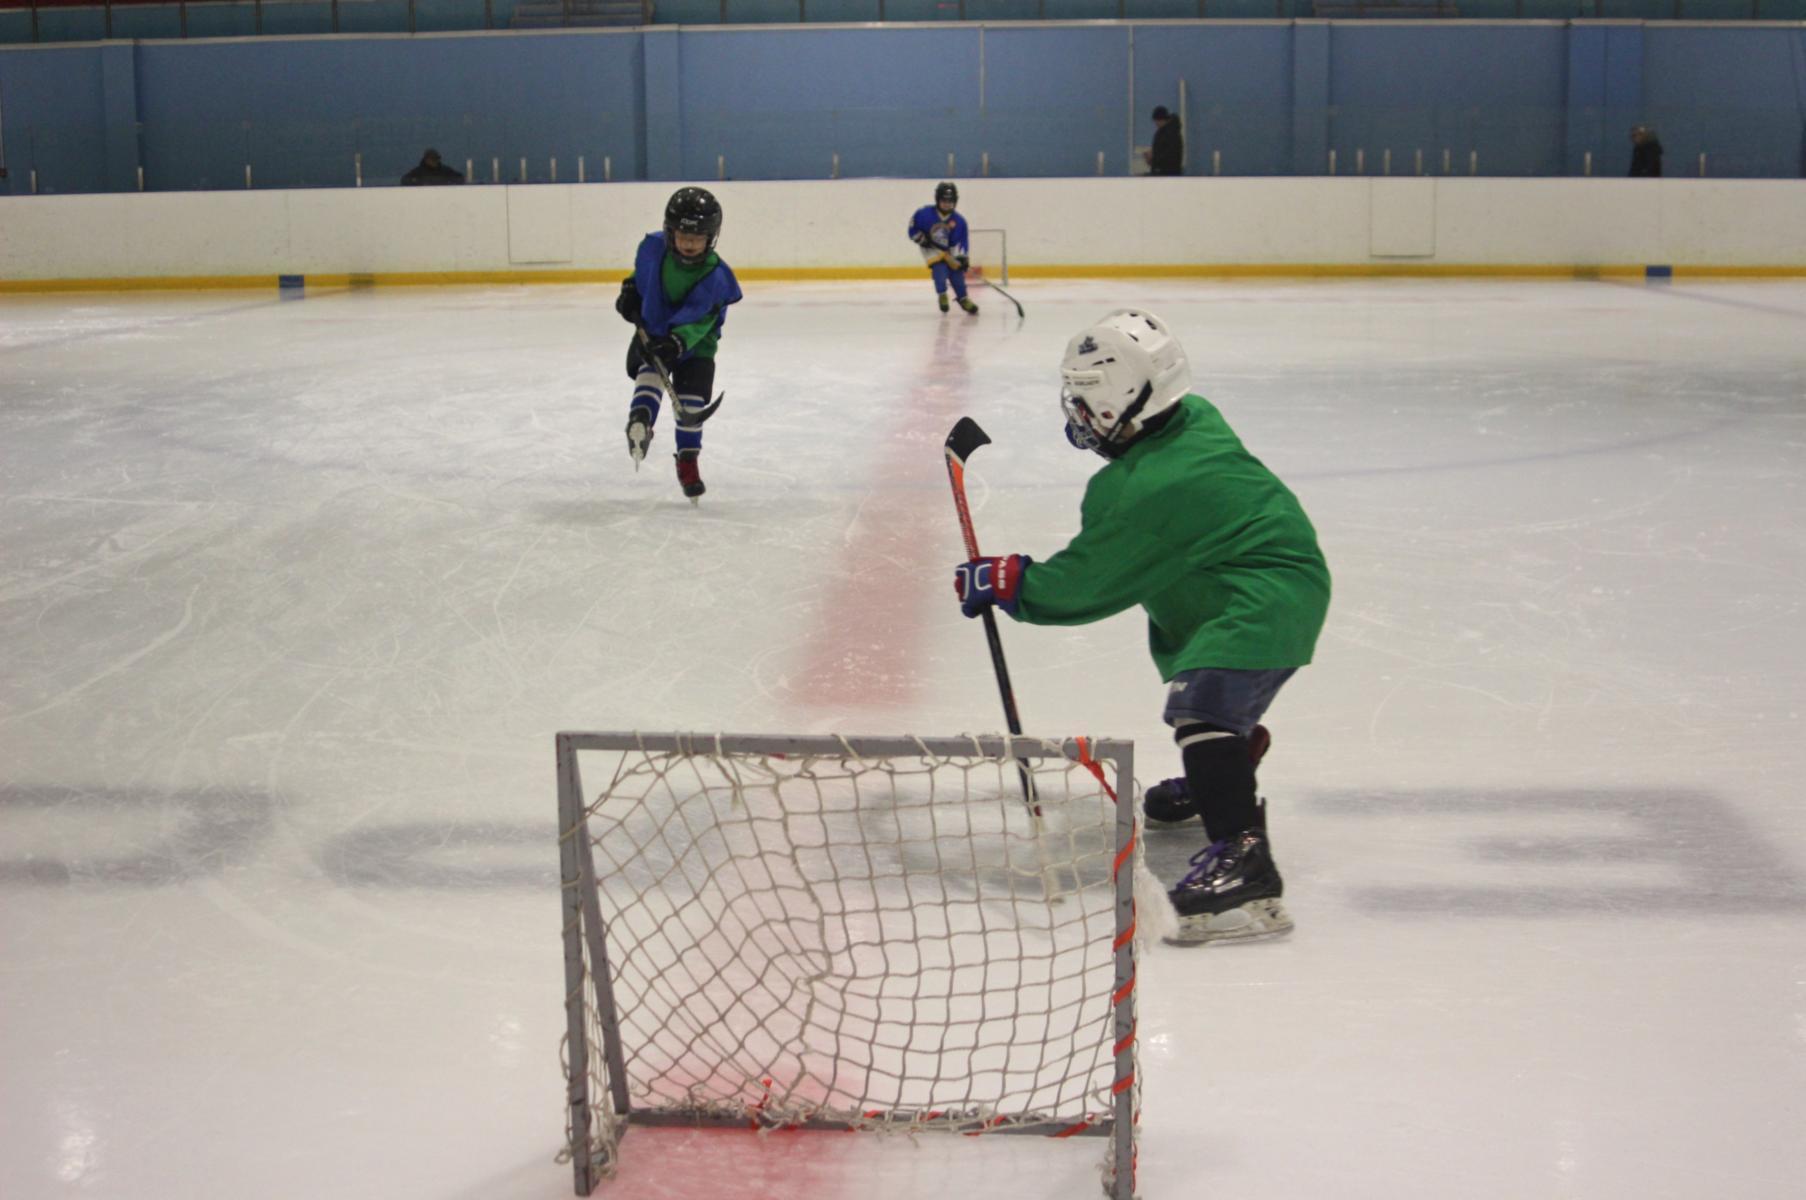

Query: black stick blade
[684,392,726,426]
[945,417,992,466]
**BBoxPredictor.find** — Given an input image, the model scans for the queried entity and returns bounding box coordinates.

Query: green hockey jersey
[1014,394,1331,679]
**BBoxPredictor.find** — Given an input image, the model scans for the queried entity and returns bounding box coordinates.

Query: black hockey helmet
[935,181,958,207]
[664,187,723,264]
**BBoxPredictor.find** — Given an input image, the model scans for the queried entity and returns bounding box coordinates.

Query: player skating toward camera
[908,182,978,316]
[614,186,743,501]
[952,310,1331,945]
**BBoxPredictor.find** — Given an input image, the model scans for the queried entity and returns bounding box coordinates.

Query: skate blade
[627,422,649,470]
[1141,813,1198,831]
[1162,898,1292,947]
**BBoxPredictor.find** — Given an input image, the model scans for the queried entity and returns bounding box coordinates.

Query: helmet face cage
[1060,388,1106,455]
[1062,379,1152,459]
[664,187,723,265]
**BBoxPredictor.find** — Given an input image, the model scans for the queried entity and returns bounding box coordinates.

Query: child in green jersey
[953,309,1331,945]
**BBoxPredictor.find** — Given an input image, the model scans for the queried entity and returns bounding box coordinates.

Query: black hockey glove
[911,231,929,247]
[952,253,970,271]
[615,277,641,325]
[645,333,683,372]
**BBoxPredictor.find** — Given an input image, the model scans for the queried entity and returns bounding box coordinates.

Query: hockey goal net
[965,227,1010,284]
[555,731,1139,1199]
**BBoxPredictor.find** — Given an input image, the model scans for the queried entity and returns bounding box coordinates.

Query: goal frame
[555,730,1137,1199]
[967,226,1010,284]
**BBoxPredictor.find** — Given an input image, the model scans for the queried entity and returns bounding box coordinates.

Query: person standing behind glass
[1145,106,1184,177]
[1629,125,1663,177]
[401,149,464,186]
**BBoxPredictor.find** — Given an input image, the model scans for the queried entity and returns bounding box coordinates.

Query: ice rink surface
[3,276,1804,1199]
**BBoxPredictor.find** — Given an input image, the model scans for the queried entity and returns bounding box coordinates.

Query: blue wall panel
[1133,23,1296,175]
[0,45,107,194]
[99,44,138,193]
[131,34,643,189]
[1328,23,1569,176]
[1291,20,1329,176]
[985,26,1131,175]
[4,22,1806,195]
[1645,25,1806,177]
[677,28,979,179]
[32,8,107,42]
[645,30,681,181]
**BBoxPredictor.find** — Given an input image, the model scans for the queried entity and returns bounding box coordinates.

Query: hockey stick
[944,417,1040,817]
[977,275,1025,320]
[634,325,727,430]
[926,247,970,274]
[927,248,1021,318]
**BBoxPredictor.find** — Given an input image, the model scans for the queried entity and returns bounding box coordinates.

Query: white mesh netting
[557,734,1138,1195]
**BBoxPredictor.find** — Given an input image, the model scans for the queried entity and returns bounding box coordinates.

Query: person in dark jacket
[1629,125,1663,178]
[401,149,464,186]
[1145,106,1184,176]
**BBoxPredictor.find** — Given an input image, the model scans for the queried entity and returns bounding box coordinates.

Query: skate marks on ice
[0,294,306,357]
[316,820,559,889]
[0,785,276,886]
[1600,277,1806,322]
[1296,788,1806,917]
[0,783,566,892]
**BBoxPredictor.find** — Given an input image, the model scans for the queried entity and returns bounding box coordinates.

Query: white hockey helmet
[1059,309,1191,458]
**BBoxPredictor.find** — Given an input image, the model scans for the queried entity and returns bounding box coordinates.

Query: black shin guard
[1175,722,1264,843]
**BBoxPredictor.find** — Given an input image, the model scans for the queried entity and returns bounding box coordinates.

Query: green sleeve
[1015,475,1183,625]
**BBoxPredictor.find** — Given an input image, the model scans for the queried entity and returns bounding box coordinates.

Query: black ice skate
[674,449,705,504]
[625,406,654,470]
[938,293,951,314]
[957,295,979,315]
[1164,829,1292,946]
[1143,725,1271,829]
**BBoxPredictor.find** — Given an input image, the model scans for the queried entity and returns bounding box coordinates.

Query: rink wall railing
[3,177,1805,289]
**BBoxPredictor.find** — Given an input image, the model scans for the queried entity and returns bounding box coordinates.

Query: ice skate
[938,293,951,314]
[957,295,979,315]
[675,449,705,504]
[1164,829,1292,946]
[625,406,653,470]
[1143,725,1271,829]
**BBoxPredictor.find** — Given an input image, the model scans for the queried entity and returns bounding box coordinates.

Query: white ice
[2,276,1804,1200]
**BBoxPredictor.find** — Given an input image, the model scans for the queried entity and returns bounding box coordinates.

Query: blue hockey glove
[615,277,641,325]
[644,333,683,371]
[953,555,1031,619]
